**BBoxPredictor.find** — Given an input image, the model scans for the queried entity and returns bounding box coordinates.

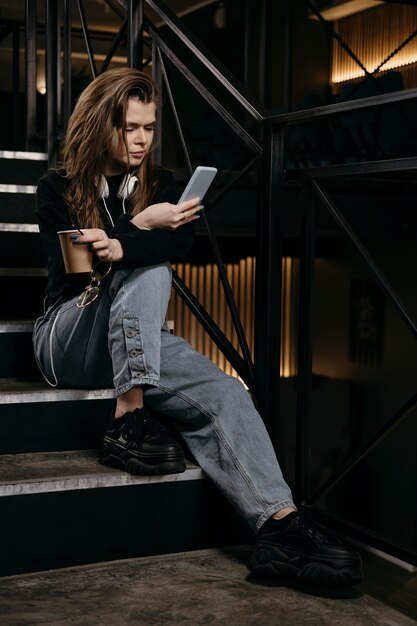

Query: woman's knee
[211,373,252,411]
[132,262,171,285]
[111,262,172,300]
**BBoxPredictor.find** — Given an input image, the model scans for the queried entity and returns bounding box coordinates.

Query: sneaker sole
[100,442,186,476]
[248,547,362,586]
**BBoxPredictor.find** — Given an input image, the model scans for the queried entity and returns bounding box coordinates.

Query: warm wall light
[331,3,417,85]
[168,257,299,380]
[310,0,383,21]
[332,52,417,83]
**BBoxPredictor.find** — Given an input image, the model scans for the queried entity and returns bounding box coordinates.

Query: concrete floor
[0,547,416,626]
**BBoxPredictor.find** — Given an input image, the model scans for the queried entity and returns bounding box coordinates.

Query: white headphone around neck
[96,173,138,199]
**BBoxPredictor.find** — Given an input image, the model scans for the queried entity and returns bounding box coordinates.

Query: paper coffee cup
[58,229,93,274]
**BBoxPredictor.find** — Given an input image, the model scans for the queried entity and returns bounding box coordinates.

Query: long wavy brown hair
[62,67,159,228]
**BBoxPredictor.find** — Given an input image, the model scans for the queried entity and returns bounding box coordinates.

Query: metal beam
[101,18,127,72]
[25,0,37,151]
[63,0,72,133]
[267,86,417,126]
[76,0,98,78]
[253,122,285,433]
[12,26,20,150]
[295,181,315,502]
[312,178,417,340]
[127,0,143,69]
[45,0,58,165]
[158,49,193,174]
[286,155,417,181]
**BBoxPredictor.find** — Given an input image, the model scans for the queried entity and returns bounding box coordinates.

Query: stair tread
[0,150,47,160]
[0,268,46,276]
[0,378,116,403]
[0,223,39,232]
[0,183,36,194]
[0,320,35,332]
[0,449,203,496]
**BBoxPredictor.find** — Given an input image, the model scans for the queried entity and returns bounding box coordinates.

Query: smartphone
[177,166,218,204]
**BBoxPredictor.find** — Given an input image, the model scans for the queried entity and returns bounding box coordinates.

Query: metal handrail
[267,85,417,126]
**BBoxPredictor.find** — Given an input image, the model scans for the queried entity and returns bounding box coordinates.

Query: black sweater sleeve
[35,169,193,308]
[110,170,195,267]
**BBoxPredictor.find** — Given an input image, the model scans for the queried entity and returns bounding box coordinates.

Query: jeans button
[126,329,136,338]
[129,349,141,357]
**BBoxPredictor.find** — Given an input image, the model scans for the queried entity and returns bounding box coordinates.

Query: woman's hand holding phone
[131,197,201,231]
[131,166,216,231]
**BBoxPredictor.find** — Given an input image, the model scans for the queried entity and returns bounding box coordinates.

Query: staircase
[0,151,251,577]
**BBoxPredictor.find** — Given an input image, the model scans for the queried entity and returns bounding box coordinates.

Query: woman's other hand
[131,197,201,231]
[72,229,124,262]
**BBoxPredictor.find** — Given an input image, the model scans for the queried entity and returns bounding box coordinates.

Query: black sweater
[36,169,194,309]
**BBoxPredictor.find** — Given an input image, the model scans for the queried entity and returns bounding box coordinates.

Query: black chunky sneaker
[100,407,186,476]
[248,510,363,586]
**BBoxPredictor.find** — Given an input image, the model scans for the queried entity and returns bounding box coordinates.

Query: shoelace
[297,509,339,546]
[131,412,166,441]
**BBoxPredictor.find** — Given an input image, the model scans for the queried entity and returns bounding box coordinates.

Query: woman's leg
[33,263,185,475]
[34,264,292,518]
[33,263,172,392]
[144,330,362,586]
[144,329,295,534]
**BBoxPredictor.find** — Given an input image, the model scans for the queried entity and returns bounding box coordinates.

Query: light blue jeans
[33,263,294,532]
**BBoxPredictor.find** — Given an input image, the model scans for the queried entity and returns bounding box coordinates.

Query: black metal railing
[5,0,417,565]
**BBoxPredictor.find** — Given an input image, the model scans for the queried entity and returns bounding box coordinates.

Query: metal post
[294,180,315,503]
[63,0,72,133]
[12,26,20,150]
[254,122,285,444]
[283,0,292,111]
[243,0,253,93]
[258,0,268,107]
[46,0,59,165]
[127,0,143,69]
[77,0,97,79]
[244,0,268,104]
[56,0,63,136]
[152,40,162,167]
[25,0,37,151]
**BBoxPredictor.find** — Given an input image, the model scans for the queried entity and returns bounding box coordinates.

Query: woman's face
[117,97,156,169]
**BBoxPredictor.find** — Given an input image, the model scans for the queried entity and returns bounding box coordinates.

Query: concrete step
[0,377,115,404]
[0,448,203,497]
[0,152,43,223]
[0,548,416,626]
[0,449,250,576]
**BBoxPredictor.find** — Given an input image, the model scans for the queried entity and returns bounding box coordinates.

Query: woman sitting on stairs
[33,67,362,587]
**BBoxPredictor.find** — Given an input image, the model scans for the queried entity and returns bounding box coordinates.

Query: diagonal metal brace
[172,270,254,391]
[311,178,417,340]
